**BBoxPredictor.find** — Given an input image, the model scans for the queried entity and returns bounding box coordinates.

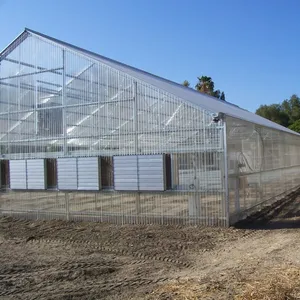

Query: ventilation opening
[0,160,10,190]
[101,156,114,189]
[46,158,57,189]
[165,154,172,190]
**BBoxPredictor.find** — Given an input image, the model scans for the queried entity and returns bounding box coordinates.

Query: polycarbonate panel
[26,159,46,190]
[0,30,229,226]
[77,157,100,190]
[226,116,300,224]
[138,154,166,191]
[113,156,138,191]
[9,160,27,189]
[57,158,77,190]
[24,29,299,136]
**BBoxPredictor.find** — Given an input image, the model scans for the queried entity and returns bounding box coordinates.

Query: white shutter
[113,156,138,191]
[113,155,166,191]
[27,159,46,190]
[77,157,101,190]
[57,158,77,190]
[9,160,27,189]
[138,154,166,191]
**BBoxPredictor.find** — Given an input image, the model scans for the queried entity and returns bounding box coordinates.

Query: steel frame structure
[0,29,300,226]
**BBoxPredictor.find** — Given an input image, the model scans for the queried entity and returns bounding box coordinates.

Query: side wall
[226,116,300,224]
[0,33,228,226]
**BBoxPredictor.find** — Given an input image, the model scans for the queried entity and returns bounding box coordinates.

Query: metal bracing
[2,57,64,75]
[0,67,63,81]
[3,29,299,227]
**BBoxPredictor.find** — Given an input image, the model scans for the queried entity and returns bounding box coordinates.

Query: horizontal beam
[0,68,63,81]
[3,57,64,76]
[0,80,61,96]
[1,128,221,143]
[0,98,135,116]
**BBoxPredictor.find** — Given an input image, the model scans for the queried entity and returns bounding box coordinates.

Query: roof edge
[223,112,300,136]
[25,28,242,110]
[3,28,299,137]
[0,30,29,61]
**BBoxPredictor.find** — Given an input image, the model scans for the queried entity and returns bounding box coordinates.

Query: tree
[220,91,225,101]
[182,80,190,87]
[180,75,226,100]
[195,76,226,100]
[281,94,300,125]
[288,119,300,133]
[255,104,290,127]
[195,76,214,95]
[213,89,221,99]
[255,94,300,129]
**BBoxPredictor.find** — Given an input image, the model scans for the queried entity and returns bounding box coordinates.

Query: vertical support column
[34,68,38,154]
[18,45,21,154]
[258,129,264,203]
[134,81,141,216]
[0,160,2,190]
[3,57,11,155]
[223,117,230,226]
[62,49,67,156]
[134,81,138,154]
[65,192,70,221]
[34,38,38,154]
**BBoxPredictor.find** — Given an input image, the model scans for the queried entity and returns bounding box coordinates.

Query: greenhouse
[0,28,300,226]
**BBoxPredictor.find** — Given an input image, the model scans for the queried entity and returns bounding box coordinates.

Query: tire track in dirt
[0,234,191,298]
[0,260,123,281]
[0,271,169,298]
[26,238,192,268]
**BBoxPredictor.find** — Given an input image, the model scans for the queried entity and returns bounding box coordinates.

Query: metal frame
[0,29,299,227]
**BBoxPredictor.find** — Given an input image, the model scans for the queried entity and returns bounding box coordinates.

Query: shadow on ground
[234,190,300,230]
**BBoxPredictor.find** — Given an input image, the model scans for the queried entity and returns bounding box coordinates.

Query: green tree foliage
[281,94,300,124]
[182,80,190,87]
[288,119,300,133]
[220,91,225,101]
[195,76,225,100]
[255,104,290,127]
[181,76,226,100]
[256,95,300,132]
[195,76,215,95]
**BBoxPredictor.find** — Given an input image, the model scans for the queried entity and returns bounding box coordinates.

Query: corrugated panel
[113,155,166,191]
[9,160,27,189]
[113,156,138,191]
[57,158,77,190]
[138,155,166,191]
[77,157,101,190]
[27,159,46,190]
[26,28,300,135]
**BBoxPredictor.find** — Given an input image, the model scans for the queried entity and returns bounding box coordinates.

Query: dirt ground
[1,193,300,299]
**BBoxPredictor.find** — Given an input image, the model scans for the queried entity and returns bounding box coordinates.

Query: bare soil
[1,194,300,299]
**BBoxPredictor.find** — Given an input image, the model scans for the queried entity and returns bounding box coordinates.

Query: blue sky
[0,0,299,112]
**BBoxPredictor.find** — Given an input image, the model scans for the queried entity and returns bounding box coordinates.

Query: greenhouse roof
[1,28,298,136]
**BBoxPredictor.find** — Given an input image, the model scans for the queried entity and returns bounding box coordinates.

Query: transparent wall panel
[0,32,228,226]
[227,116,300,223]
